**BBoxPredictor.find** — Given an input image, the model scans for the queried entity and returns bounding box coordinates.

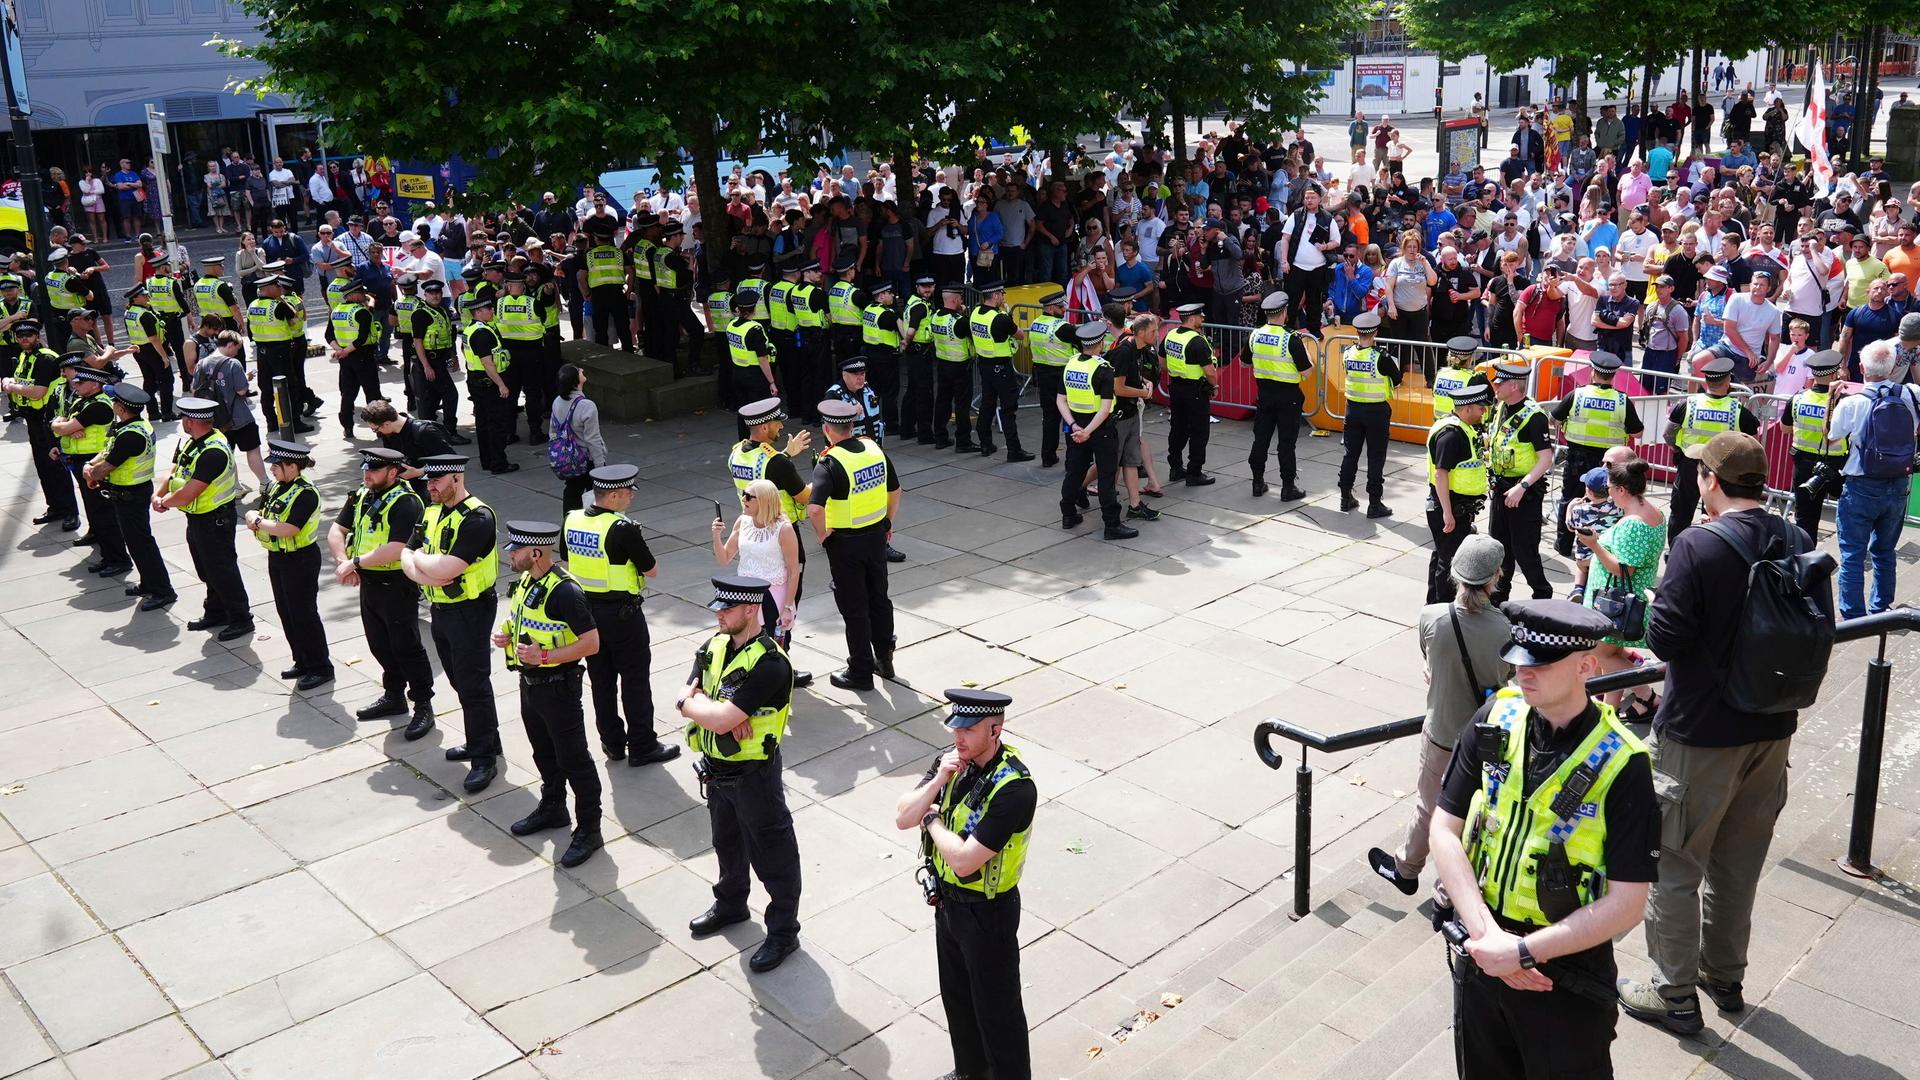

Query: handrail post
[1293,747,1312,920]
[1841,642,1894,878]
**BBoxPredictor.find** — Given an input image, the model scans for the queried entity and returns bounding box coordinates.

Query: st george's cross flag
[1794,57,1835,199]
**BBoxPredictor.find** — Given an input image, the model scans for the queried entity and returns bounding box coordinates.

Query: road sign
[146,107,169,157]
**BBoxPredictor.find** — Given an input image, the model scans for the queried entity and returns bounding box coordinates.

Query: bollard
[1293,752,1312,920]
[1841,652,1894,879]
[273,374,294,442]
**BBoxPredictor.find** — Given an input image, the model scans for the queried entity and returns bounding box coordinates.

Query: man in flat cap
[154,396,252,639]
[894,687,1036,1080]
[402,453,502,791]
[1026,290,1077,467]
[1664,354,1758,544]
[1549,349,1640,556]
[1244,289,1313,500]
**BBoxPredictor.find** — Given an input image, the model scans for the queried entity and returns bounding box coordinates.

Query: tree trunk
[689,123,729,285]
[1143,107,1161,162]
[1575,72,1590,132]
[1171,101,1187,168]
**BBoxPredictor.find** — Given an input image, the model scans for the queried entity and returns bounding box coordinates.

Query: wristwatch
[921,809,939,830]
[1517,938,1537,970]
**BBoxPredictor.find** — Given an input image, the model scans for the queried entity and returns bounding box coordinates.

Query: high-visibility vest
[631,239,656,283]
[861,303,900,349]
[392,294,419,337]
[421,495,499,603]
[1432,365,1474,417]
[44,269,81,311]
[686,632,791,762]
[495,293,543,341]
[1791,387,1848,457]
[1063,353,1109,415]
[905,296,933,345]
[768,280,798,332]
[827,281,861,326]
[246,297,300,342]
[651,246,683,291]
[585,245,625,288]
[1343,345,1390,403]
[932,743,1033,899]
[105,418,156,487]
[0,296,28,344]
[824,440,889,529]
[728,440,807,523]
[346,484,416,570]
[706,291,732,330]
[1427,414,1489,497]
[969,307,1013,359]
[57,390,110,456]
[330,303,374,347]
[931,311,970,361]
[125,307,163,348]
[1027,315,1073,367]
[194,276,236,319]
[563,508,644,595]
[726,318,765,369]
[1162,326,1209,380]
[1563,385,1629,448]
[541,282,561,329]
[168,431,237,515]
[7,347,55,411]
[503,566,582,669]
[1677,393,1738,448]
[326,277,354,308]
[790,283,826,328]
[463,323,509,373]
[145,274,184,314]
[419,303,454,351]
[1490,400,1545,477]
[255,476,320,551]
[738,277,770,320]
[1464,688,1647,927]
[1248,324,1301,383]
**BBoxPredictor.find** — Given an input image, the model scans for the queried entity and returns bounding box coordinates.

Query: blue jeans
[1641,348,1678,394]
[1836,474,1908,619]
[1031,242,1068,288]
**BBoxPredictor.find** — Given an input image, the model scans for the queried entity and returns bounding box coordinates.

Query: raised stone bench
[560,340,674,422]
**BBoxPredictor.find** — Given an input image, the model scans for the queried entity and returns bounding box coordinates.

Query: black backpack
[1698,516,1837,714]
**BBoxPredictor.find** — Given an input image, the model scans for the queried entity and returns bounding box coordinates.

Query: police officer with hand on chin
[495,521,605,868]
[329,446,436,739]
[1162,301,1219,486]
[1337,309,1399,517]
[894,688,1036,1080]
[1549,350,1639,556]
[244,439,330,688]
[809,398,902,691]
[1426,381,1493,603]
[1245,291,1314,500]
[402,453,502,792]
[1058,320,1138,541]
[1485,361,1558,604]
[678,574,803,973]
[565,463,683,768]
[1429,600,1659,1080]
[1664,355,1758,543]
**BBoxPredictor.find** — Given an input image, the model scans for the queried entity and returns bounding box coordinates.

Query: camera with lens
[1797,460,1844,500]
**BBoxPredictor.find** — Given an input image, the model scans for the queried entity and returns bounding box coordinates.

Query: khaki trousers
[1395,735,1456,879]
[1643,733,1791,993]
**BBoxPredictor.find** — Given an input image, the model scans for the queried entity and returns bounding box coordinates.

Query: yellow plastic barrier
[1316,329,1558,443]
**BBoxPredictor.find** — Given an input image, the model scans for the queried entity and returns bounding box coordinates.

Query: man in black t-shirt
[1425,383,1493,602]
[1431,248,1481,343]
[362,399,453,500]
[809,398,903,691]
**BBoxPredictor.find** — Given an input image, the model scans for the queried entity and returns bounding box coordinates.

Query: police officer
[154,396,252,639]
[790,260,831,420]
[51,361,124,568]
[3,320,80,530]
[929,285,975,452]
[1429,600,1659,1080]
[247,273,312,432]
[1162,302,1219,485]
[328,446,435,738]
[1245,291,1314,500]
[392,276,423,417]
[192,255,241,337]
[969,280,1034,463]
[565,463,684,768]
[402,454,502,792]
[1058,320,1138,541]
[142,249,188,369]
[124,285,177,420]
[1432,336,1491,420]
[463,294,517,474]
[583,220,633,350]
[894,688,1036,1080]
[826,258,864,369]
[244,440,331,689]
[495,520,605,868]
[84,382,174,609]
[624,213,660,354]
[0,276,33,361]
[676,574,802,971]
[41,245,84,354]
[809,398,902,691]
[826,357,885,442]
[736,256,771,332]
[1337,309,1399,517]
[410,280,463,438]
[1027,290,1077,467]
[900,275,938,443]
[1664,355,1758,544]
[767,254,803,405]
[494,271,546,441]
[720,291,777,432]
[1786,349,1848,538]
[727,398,816,687]
[328,280,381,440]
[1548,350,1640,556]
[1486,362,1558,604]
[860,280,904,435]
[1426,382,1493,603]
[704,271,734,368]
[652,230,705,374]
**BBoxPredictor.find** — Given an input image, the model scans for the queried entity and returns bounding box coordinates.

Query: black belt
[518,664,582,686]
[936,881,1016,905]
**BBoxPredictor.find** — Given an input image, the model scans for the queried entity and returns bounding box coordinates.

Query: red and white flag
[1794,58,1835,198]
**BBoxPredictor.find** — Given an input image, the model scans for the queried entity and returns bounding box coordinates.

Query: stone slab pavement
[1,333,1918,1080]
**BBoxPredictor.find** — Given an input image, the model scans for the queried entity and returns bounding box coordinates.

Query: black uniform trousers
[431,595,501,760]
[24,412,76,517]
[107,483,171,597]
[975,358,1024,454]
[1488,477,1553,603]
[413,349,460,432]
[337,352,382,430]
[1454,960,1618,1080]
[1166,378,1213,474]
[831,324,863,372]
[1668,457,1701,548]
[866,345,901,437]
[467,373,511,471]
[359,575,433,704]
[256,342,284,430]
[772,331,803,415]
[797,333,832,422]
[71,460,125,564]
[634,281,658,357]
[1338,400,1393,501]
[268,544,330,676]
[133,345,174,419]
[657,291,704,373]
[521,666,601,826]
[1032,364,1065,463]
[1426,492,1485,604]
[585,593,664,757]
[501,338,545,439]
[937,889,1031,1080]
[1062,422,1122,527]
[934,360,975,448]
[708,750,802,942]
[826,528,895,676]
[1791,449,1845,540]
[397,334,419,415]
[900,343,935,441]
[1554,444,1607,557]
[589,284,633,350]
[1248,380,1306,485]
[186,504,250,625]
[259,341,314,431]
[1285,265,1331,333]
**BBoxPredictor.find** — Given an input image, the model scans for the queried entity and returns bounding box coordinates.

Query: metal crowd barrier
[1319,332,1531,439]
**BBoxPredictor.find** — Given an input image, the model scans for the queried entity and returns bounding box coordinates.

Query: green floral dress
[1583,514,1665,648]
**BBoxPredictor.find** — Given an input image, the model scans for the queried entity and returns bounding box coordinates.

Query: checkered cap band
[420,459,466,475]
[951,701,1002,716]
[713,585,764,605]
[1512,623,1597,651]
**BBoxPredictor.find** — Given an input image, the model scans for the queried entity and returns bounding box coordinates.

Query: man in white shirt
[1563,256,1602,348]
[267,157,299,230]
[402,236,447,292]
[1781,231,1840,347]
[1135,210,1166,269]
[306,166,331,213]
[1615,211,1659,288]
[1692,272,1780,381]
[654,186,688,220]
[1277,188,1340,330]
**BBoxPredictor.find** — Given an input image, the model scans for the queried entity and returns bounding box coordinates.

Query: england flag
[1794,58,1835,198]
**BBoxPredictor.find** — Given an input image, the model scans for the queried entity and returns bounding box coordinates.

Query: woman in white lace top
[711,478,802,646]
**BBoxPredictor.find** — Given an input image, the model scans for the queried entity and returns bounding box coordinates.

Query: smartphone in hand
[713,499,725,523]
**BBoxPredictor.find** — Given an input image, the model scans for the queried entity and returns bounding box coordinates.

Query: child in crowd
[1565,465,1623,603]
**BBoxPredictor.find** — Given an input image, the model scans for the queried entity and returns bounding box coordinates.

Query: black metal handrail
[1254,607,1920,918]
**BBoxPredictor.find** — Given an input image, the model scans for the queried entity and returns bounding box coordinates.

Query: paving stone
[0,709,150,786]
[434,897,659,1013]
[6,937,169,1053]
[786,725,939,802]
[840,1010,955,1080]
[62,1016,207,1080]
[61,814,295,929]
[386,870,595,969]
[157,704,358,786]
[536,971,826,1079]
[1056,774,1228,859]
[221,973,516,1080]
[714,941,912,1054]
[1012,687,1199,773]
[1113,724,1294,828]
[888,630,1039,693]
[606,865,762,967]
[1068,861,1248,967]
[308,810,544,933]
[854,925,940,1008]
[26,791,229,867]
[0,981,56,1076]
[1019,805,1175,929]
[0,747,201,840]
[242,762,461,863]
[792,802,920,919]
[484,939,702,1052]
[796,891,917,967]
[0,873,98,967]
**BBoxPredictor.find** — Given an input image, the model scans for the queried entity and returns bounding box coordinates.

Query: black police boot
[1006,449,1035,463]
[875,643,897,681]
[1061,512,1083,530]
[975,443,996,457]
[602,742,627,761]
[462,758,497,793]
[885,545,906,563]
[1280,484,1308,502]
[1339,489,1359,512]
[749,936,800,973]
[1184,472,1216,487]
[403,705,435,741]
[1040,453,1058,468]
[1250,476,1268,497]
[829,668,875,691]
[31,510,59,524]
[628,743,681,768]
[280,665,305,680]
[355,694,407,721]
[688,905,751,937]
[1103,524,1140,540]
[185,616,226,632]
[444,744,480,761]
[510,801,570,837]
[1168,466,1187,483]
[559,829,604,868]
[138,593,176,612]
[792,670,813,689]
[295,672,334,692]
[217,620,256,642]
[1366,500,1393,519]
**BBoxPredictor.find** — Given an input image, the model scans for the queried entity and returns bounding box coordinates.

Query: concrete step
[1383,1027,1456,1080]
[1185,966,1367,1080]
[1316,915,1452,1048]
[1310,962,1453,1080]
[646,374,721,420]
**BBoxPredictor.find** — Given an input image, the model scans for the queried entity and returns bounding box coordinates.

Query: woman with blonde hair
[712,478,803,652]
